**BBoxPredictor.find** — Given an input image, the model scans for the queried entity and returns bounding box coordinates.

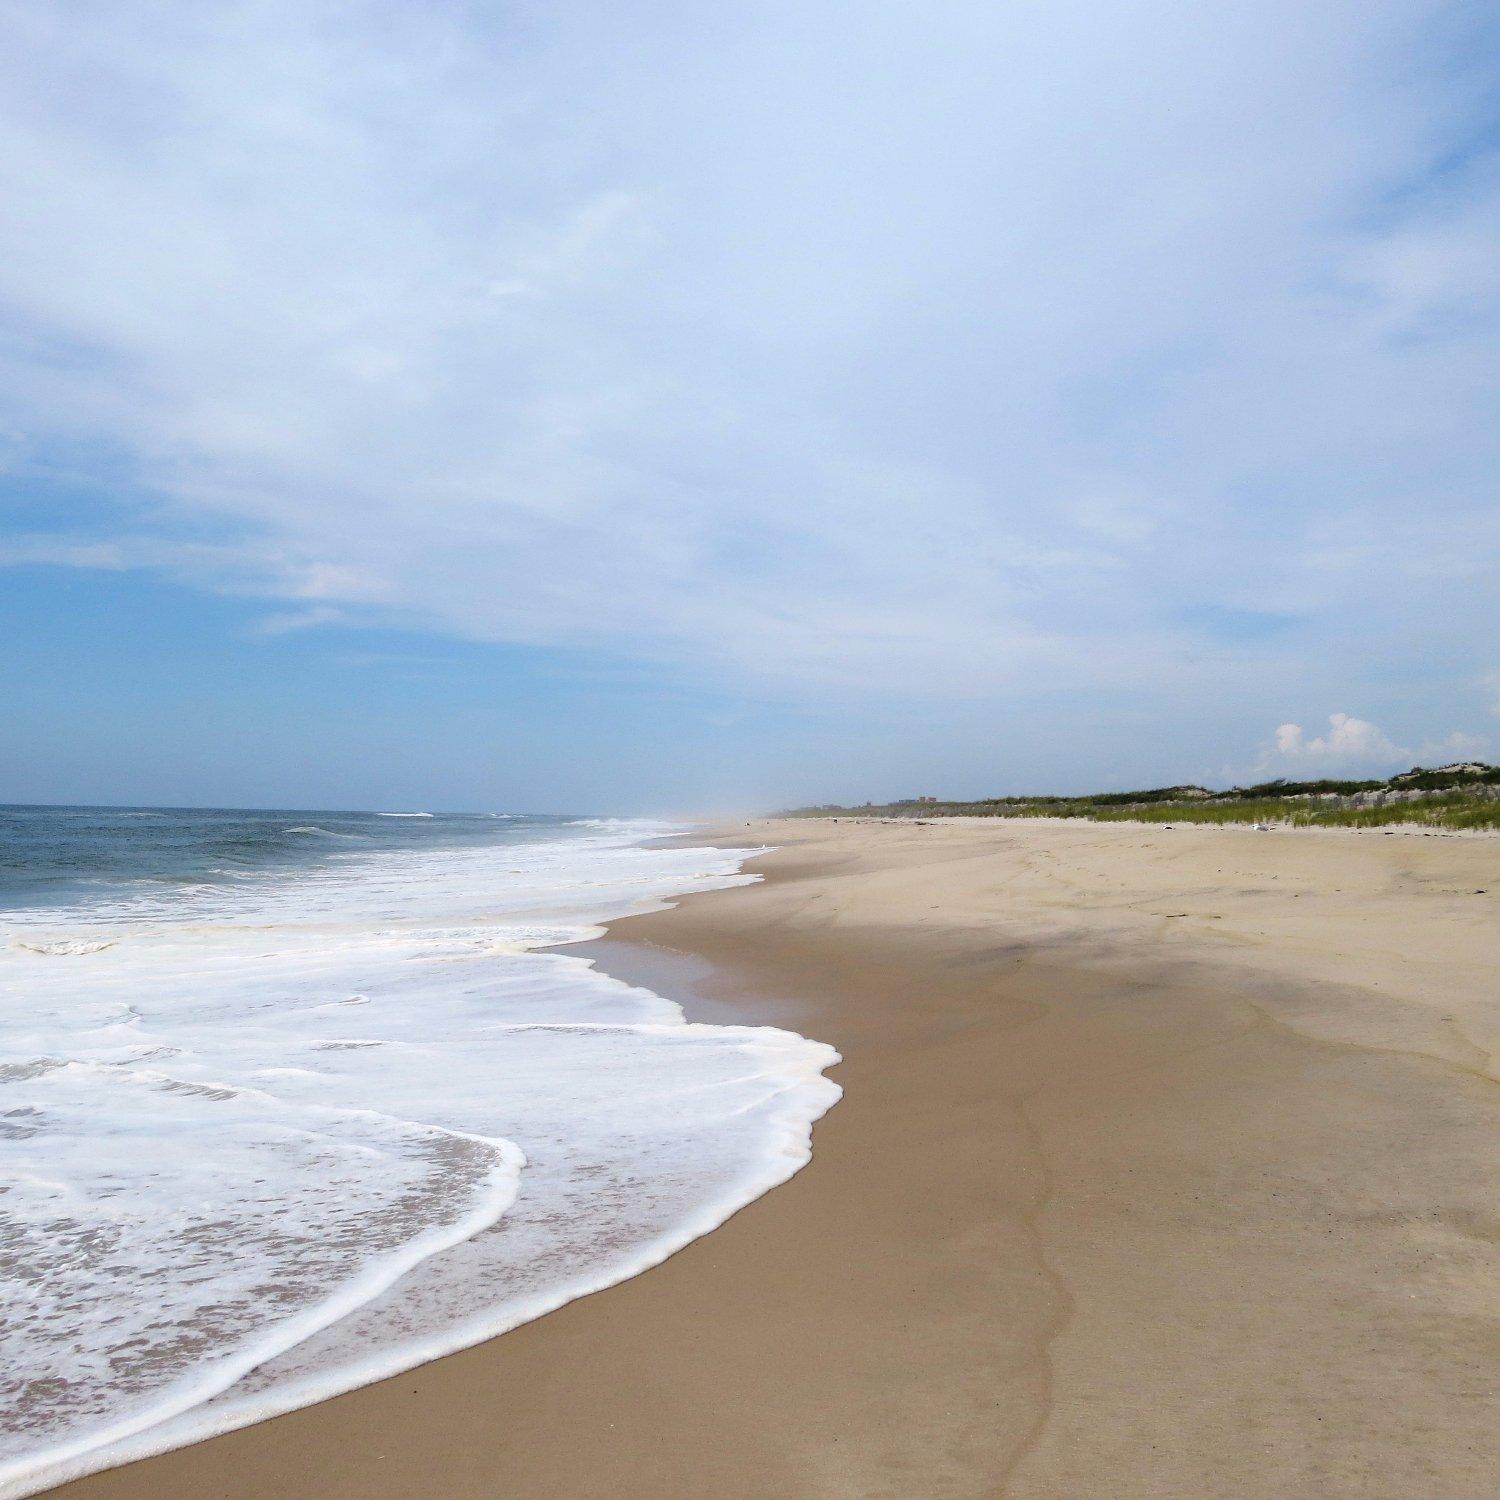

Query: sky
[1,0,1497,813]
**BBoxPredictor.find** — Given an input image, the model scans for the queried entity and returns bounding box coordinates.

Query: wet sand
[56,817,1499,1497]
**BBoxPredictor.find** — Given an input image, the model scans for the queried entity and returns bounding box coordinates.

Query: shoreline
[56,816,1499,1497]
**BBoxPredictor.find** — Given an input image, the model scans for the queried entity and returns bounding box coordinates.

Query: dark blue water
[0,805,581,913]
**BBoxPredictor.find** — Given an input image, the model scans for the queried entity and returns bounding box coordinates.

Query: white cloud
[1274,713,1403,764]
[0,537,129,570]
[248,605,347,637]
[0,0,1495,716]
[1415,729,1490,762]
[1270,715,1489,769]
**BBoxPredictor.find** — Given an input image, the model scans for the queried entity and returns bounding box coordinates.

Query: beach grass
[1087,795,1500,831]
[789,766,1500,831]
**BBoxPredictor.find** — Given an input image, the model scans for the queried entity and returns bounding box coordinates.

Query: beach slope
[58,817,1498,1498]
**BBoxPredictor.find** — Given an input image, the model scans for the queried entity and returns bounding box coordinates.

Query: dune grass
[1089,795,1500,831]
[792,788,1500,831]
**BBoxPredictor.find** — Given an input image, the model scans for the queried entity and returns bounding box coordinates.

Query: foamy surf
[0,814,840,1497]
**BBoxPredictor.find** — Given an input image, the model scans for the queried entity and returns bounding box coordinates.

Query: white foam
[10,939,116,956]
[0,822,838,1497]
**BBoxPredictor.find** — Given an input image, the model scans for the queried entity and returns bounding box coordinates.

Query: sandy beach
[56,816,1498,1499]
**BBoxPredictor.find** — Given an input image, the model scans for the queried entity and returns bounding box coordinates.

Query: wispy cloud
[0,536,129,570]
[247,605,346,637]
[1415,730,1489,761]
[0,0,1496,726]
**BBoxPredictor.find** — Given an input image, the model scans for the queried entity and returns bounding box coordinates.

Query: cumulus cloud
[1274,713,1403,763]
[0,0,1496,716]
[1271,715,1488,768]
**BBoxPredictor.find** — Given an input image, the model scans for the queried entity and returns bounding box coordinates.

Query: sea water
[0,806,839,1496]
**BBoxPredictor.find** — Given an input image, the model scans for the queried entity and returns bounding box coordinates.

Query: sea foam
[0,820,839,1497]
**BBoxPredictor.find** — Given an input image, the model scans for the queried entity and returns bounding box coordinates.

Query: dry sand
[56,817,1498,1498]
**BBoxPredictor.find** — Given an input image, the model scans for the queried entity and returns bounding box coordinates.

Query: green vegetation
[787,763,1500,831]
[1090,794,1500,831]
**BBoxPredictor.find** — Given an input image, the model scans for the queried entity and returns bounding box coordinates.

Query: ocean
[0,806,839,1497]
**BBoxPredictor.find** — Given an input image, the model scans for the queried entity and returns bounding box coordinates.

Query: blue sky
[1,1,1497,812]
